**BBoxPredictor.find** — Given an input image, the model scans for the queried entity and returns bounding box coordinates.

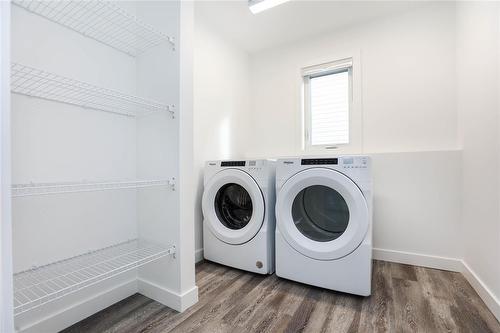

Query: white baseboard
[17,275,200,332]
[18,279,138,333]
[178,286,199,312]
[373,248,500,322]
[461,261,500,322]
[138,279,198,313]
[372,248,463,272]
[195,248,204,263]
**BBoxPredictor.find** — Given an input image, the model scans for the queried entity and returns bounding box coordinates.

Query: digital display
[342,157,354,164]
[221,161,246,167]
[301,158,338,165]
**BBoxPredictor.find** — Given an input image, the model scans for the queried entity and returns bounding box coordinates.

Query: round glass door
[215,183,253,230]
[202,168,265,245]
[276,168,368,260]
[292,185,349,242]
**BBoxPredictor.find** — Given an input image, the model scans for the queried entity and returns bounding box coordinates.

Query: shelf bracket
[168,177,176,191]
[168,105,175,119]
[168,36,176,51]
[167,245,176,259]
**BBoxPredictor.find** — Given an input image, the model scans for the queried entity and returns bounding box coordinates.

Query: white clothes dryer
[275,156,372,296]
[202,160,275,274]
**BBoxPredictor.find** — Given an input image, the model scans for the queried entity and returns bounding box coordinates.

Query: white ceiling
[195,1,426,53]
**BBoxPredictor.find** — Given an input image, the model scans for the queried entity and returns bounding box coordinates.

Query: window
[303,58,353,150]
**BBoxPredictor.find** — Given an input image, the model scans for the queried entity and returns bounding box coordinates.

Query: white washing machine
[202,159,275,274]
[275,156,372,296]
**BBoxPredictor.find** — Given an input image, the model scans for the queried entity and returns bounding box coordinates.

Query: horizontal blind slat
[310,70,349,146]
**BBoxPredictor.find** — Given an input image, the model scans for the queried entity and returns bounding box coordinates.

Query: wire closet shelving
[12,0,175,56]
[11,63,174,117]
[12,179,176,197]
[13,239,176,316]
[10,0,179,320]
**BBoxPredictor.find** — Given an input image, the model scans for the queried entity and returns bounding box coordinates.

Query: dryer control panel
[340,156,369,169]
[276,155,372,189]
[294,156,369,169]
[301,158,338,165]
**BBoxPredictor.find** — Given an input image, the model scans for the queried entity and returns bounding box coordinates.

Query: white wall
[0,2,13,332]
[456,2,500,319]
[135,0,187,305]
[248,2,457,157]
[193,19,251,258]
[178,0,197,304]
[193,3,464,264]
[245,2,464,263]
[371,151,462,265]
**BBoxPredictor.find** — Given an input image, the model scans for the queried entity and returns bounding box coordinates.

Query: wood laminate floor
[63,260,500,333]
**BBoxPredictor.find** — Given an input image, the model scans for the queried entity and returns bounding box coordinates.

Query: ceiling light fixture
[248,0,291,14]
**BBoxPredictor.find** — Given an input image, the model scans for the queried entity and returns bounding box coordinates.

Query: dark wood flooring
[63,260,500,333]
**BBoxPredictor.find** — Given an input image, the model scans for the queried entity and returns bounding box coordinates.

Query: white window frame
[300,54,362,154]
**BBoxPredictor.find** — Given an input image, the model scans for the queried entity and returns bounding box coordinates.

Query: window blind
[309,70,349,146]
[302,58,353,77]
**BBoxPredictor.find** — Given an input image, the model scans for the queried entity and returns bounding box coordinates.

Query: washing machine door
[202,168,265,245]
[276,168,368,260]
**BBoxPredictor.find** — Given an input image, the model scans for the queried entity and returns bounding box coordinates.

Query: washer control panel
[207,160,270,173]
[220,161,246,167]
[204,159,274,186]
[341,156,369,169]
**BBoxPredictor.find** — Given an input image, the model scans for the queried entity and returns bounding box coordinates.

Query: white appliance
[275,156,372,296]
[202,160,276,274]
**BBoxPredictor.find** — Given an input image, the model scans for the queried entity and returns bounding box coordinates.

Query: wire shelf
[12,178,176,197]
[11,63,173,117]
[13,239,175,316]
[12,0,175,56]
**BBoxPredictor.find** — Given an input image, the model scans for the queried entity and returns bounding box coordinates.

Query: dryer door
[202,169,265,245]
[276,168,368,260]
